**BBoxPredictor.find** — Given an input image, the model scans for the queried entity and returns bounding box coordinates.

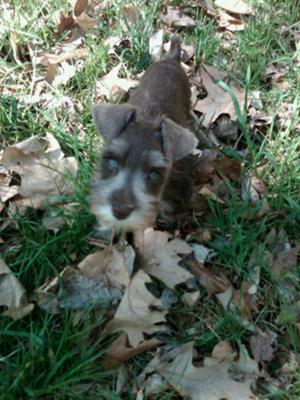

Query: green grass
[0,0,300,398]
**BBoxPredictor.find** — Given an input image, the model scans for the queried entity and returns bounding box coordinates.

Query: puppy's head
[89,103,197,232]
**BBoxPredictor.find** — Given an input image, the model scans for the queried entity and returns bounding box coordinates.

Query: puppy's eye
[148,170,161,181]
[106,158,119,172]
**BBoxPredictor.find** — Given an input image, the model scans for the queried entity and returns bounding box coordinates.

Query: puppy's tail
[168,37,181,62]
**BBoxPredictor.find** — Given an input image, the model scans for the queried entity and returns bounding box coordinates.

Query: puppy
[89,38,198,232]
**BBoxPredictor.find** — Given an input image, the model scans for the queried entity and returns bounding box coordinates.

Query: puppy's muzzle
[111,188,136,220]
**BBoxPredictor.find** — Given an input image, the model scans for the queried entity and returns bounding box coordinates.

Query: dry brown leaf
[232,285,253,320]
[194,66,246,127]
[36,266,122,314]
[156,342,259,400]
[183,258,230,296]
[241,175,266,205]
[44,63,58,84]
[39,48,87,86]
[250,329,276,363]
[0,166,19,202]
[105,270,167,348]
[40,48,88,65]
[0,258,34,320]
[270,245,300,277]
[214,116,239,140]
[199,184,225,204]
[75,12,97,31]
[1,134,78,210]
[55,12,76,36]
[149,29,164,62]
[198,0,218,16]
[161,7,196,28]
[78,246,134,289]
[135,228,194,289]
[218,11,245,32]
[215,0,253,15]
[95,64,138,102]
[104,332,161,369]
[73,0,89,17]
[263,63,290,91]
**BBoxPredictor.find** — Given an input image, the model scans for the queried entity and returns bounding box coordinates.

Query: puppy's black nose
[112,203,134,220]
[111,188,136,220]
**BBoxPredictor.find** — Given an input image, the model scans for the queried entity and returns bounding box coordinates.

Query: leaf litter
[0,258,34,320]
[154,341,259,400]
[1,1,299,398]
[1,133,78,210]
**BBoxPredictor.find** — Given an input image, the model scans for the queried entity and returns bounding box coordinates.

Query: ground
[0,0,299,399]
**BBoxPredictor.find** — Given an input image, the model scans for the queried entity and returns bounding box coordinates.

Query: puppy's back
[128,39,191,127]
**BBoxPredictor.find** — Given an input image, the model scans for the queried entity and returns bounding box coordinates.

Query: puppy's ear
[92,103,136,142]
[161,118,198,162]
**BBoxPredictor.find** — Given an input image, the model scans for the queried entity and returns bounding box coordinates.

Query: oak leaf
[0,258,34,320]
[135,228,194,289]
[105,270,167,348]
[157,342,259,400]
[194,66,246,127]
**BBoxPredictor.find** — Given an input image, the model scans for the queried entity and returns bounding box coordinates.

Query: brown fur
[89,38,198,232]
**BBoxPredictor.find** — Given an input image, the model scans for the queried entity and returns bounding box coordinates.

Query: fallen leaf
[248,108,273,129]
[215,0,253,15]
[44,63,58,84]
[135,228,194,289]
[1,134,78,210]
[218,11,245,32]
[75,12,97,31]
[198,0,218,16]
[0,166,19,202]
[270,245,300,277]
[161,7,196,28]
[250,329,276,363]
[194,66,246,127]
[182,290,200,306]
[36,267,122,314]
[55,12,76,36]
[213,115,239,141]
[104,332,161,369]
[241,175,266,205]
[105,270,167,348]
[212,340,236,362]
[149,29,164,62]
[116,364,129,395]
[199,184,225,204]
[73,0,89,17]
[156,342,259,400]
[0,258,34,319]
[183,258,230,296]
[232,285,254,320]
[262,63,290,90]
[40,48,88,65]
[279,352,299,374]
[78,246,134,290]
[140,373,166,397]
[190,243,216,264]
[95,64,138,102]
[103,35,123,55]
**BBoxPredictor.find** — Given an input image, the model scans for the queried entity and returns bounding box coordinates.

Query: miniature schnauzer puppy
[89,38,198,232]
